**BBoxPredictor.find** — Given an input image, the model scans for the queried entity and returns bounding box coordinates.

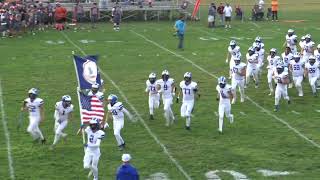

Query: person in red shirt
[54,2,67,30]
[217,3,224,26]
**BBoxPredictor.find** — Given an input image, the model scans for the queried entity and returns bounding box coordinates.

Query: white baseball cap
[121,154,132,162]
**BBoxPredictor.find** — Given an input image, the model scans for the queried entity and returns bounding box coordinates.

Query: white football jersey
[216,84,232,104]
[314,49,320,62]
[281,52,293,67]
[24,97,44,117]
[256,48,265,63]
[231,62,246,80]
[289,60,304,77]
[85,126,105,151]
[228,46,241,59]
[156,78,174,99]
[267,55,280,69]
[107,102,125,120]
[305,62,319,78]
[179,81,198,102]
[55,101,74,121]
[299,41,306,51]
[253,42,265,49]
[303,41,315,56]
[145,80,158,96]
[246,53,259,68]
[286,34,297,48]
[275,71,289,88]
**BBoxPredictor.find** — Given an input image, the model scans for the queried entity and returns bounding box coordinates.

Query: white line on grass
[131,30,320,149]
[0,79,15,180]
[250,22,261,28]
[60,32,192,180]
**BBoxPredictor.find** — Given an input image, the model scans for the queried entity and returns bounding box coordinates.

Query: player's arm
[39,104,45,123]
[239,66,246,76]
[194,86,200,99]
[171,82,176,96]
[226,51,230,63]
[282,75,290,84]
[289,63,293,72]
[176,88,182,103]
[304,67,308,78]
[228,89,234,100]
[122,107,133,121]
[21,101,27,112]
[103,111,111,129]
[67,112,73,121]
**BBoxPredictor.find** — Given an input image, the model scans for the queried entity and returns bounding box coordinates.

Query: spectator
[116,154,139,180]
[235,5,243,21]
[223,3,232,28]
[74,2,84,23]
[271,0,278,21]
[90,2,99,28]
[208,3,216,28]
[174,15,186,50]
[46,2,54,28]
[181,0,188,10]
[112,2,123,31]
[252,4,263,21]
[217,3,224,26]
[148,0,152,8]
[54,2,67,30]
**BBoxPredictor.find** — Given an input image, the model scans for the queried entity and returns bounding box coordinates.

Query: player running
[284,29,298,53]
[21,88,46,144]
[50,95,74,149]
[245,46,259,88]
[301,34,315,63]
[289,52,305,96]
[226,40,241,79]
[255,43,265,77]
[304,56,319,96]
[216,76,234,133]
[177,72,199,130]
[230,55,246,104]
[106,94,133,150]
[156,70,176,126]
[82,118,105,180]
[266,48,280,95]
[145,72,160,120]
[274,64,290,112]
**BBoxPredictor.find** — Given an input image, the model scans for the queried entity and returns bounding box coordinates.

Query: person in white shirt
[50,95,74,149]
[106,94,133,150]
[216,76,234,133]
[245,46,259,88]
[289,52,304,96]
[299,36,306,53]
[252,36,265,49]
[301,34,315,63]
[156,70,176,126]
[145,73,160,120]
[226,40,241,78]
[81,118,105,180]
[21,88,46,144]
[314,44,320,63]
[230,55,246,104]
[284,29,298,53]
[274,64,290,112]
[255,43,265,77]
[176,72,199,130]
[223,3,232,28]
[266,48,279,95]
[304,56,319,96]
[281,47,294,88]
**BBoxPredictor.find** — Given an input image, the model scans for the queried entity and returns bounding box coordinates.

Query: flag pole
[72,55,86,152]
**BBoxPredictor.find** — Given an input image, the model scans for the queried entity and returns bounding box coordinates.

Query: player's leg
[310,77,317,96]
[239,79,245,102]
[274,86,281,111]
[163,99,170,126]
[224,103,233,124]
[148,96,154,119]
[267,69,274,95]
[283,87,290,103]
[52,121,68,146]
[113,120,125,149]
[91,153,101,180]
[185,101,194,130]
[27,117,39,140]
[229,58,234,79]
[245,66,252,87]
[180,102,187,118]
[218,103,225,133]
[83,152,92,169]
[167,98,175,122]
[231,79,237,104]
[295,76,304,96]
[253,69,259,88]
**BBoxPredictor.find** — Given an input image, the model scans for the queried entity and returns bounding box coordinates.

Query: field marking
[291,110,301,115]
[315,110,320,113]
[257,169,296,177]
[250,22,261,28]
[61,32,192,180]
[0,79,15,180]
[239,111,246,116]
[146,172,170,180]
[131,30,320,149]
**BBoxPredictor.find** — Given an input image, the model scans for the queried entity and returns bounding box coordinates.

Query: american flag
[80,93,105,124]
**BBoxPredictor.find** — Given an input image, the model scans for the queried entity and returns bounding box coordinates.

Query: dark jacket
[116,163,139,180]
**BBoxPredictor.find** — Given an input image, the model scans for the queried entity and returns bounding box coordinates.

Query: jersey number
[183,88,191,95]
[164,84,168,91]
[309,68,316,73]
[150,86,156,91]
[111,109,118,115]
[293,65,300,71]
[28,105,36,112]
[220,90,228,98]
[89,135,94,143]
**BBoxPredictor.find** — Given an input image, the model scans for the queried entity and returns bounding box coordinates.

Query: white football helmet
[62,95,72,102]
[28,88,38,95]
[148,72,156,79]
[161,70,170,76]
[92,83,100,89]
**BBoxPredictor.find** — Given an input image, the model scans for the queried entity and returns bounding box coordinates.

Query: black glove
[216,97,219,101]
[176,97,179,103]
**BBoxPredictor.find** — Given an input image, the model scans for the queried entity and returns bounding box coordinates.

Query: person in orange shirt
[54,2,67,24]
[271,0,278,21]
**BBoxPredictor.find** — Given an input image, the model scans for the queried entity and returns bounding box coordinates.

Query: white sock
[268,83,273,92]
[219,117,223,132]
[164,111,170,125]
[91,166,98,179]
[186,116,191,127]
[53,134,61,145]
[149,108,154,115]
[115,134,124,146]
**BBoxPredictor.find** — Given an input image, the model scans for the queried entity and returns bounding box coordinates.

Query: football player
[176,72,199,130]
[82,118,105,180]
[289,52,304,96]
[216,76,234,133]
[304,56,319,96]
[255,43,265,77]
[314,44,320,63]
[245,46,259,88]
[252,36,265,49]
[281,47,294,88]
[106,94,133,150]
[299,36,306,52]
[21,88,46,143]
[301,34,315,63]
[230,55,246,103]
[50,95,74,149]
[274,64,290,112]
[226,40,241,79]
[266,48,280,95]
[145,72,160,120]
[284,29,298,53]
[156,70,176,126]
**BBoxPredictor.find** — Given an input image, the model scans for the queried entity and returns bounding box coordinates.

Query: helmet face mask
[219,83,226,88]
[149,73,157,84]
[277,66,284,74]
[28,88,38,100]
[294,56,300,62]
[91,83,100,93]
[161,70,170,81]
[183,72,192,84]
[107,94,118,106]
[285,47,291,54]
[309,58,316,65]
[89,119,99,131]
[149,77,156,84]
[29,93,37,100]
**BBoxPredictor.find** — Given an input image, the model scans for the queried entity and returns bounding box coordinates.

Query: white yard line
[0,79,15,180]
[131,30,320,149]
[61,32,192,180]
[250,22,261,28]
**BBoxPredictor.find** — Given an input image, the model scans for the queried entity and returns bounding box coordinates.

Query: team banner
[191,0,201,18]
[73,55,101,90]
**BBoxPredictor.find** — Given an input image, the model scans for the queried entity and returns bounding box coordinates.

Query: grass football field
[1,1,320,179]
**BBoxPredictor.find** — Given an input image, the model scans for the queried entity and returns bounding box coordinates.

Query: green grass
[1,2,320,180]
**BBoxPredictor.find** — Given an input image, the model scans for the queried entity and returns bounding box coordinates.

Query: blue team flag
[73,55,101,89]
